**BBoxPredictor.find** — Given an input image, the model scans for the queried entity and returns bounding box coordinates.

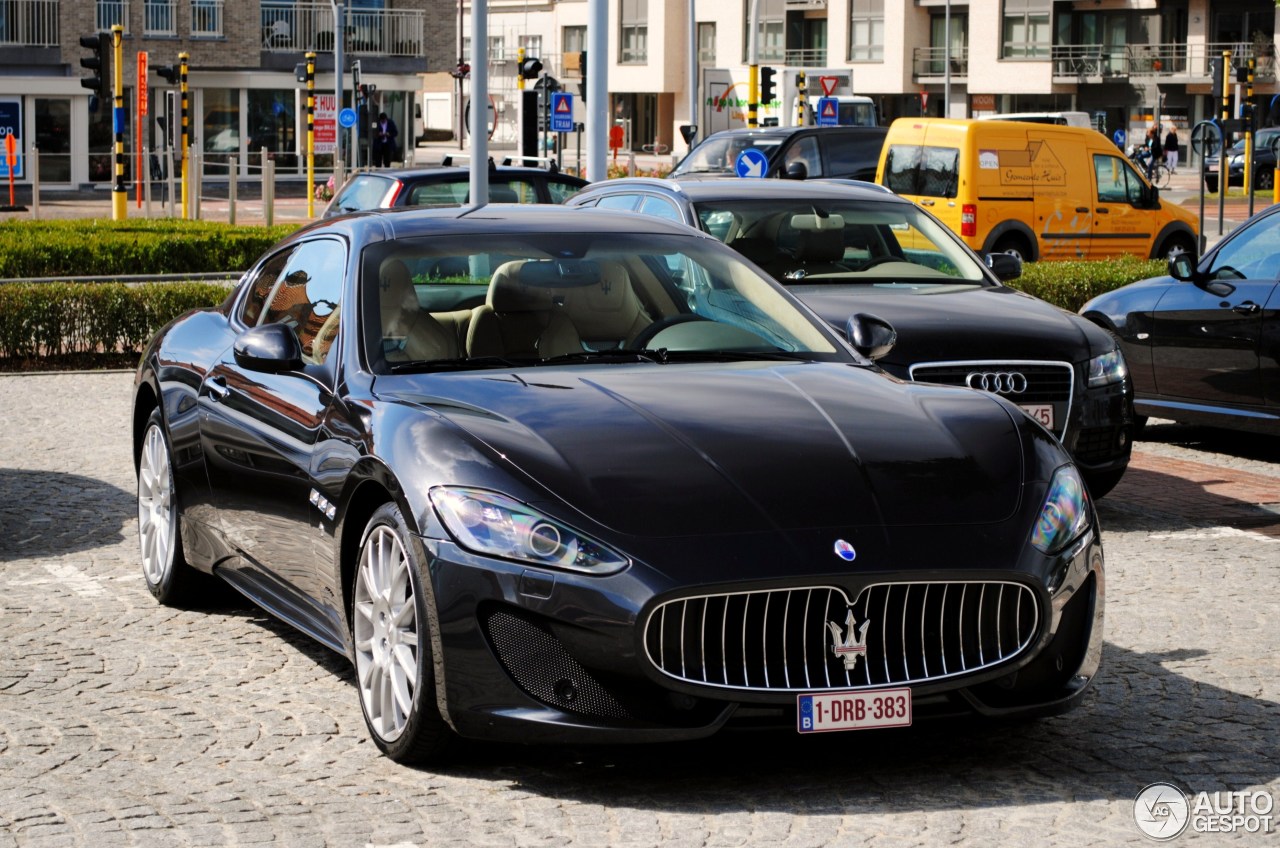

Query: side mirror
[1167,251,1197,281]
[845,313,897,361]
[234,323,304,373]
[784,160,808,180]
[985,251,1023,282]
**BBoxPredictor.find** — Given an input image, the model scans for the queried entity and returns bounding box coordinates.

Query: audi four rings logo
[966,371,1029,394]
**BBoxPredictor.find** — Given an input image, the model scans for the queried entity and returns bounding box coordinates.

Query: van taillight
[961,204,977,237]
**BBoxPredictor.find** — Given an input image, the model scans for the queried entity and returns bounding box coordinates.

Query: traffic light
[79,33,107,98]
[1236,65,1251,83]
[154,64,179,84]
[352,59,362,92]
[760,66,776,105]
[579,51,587,104]
[1242,100,1256,132]
[1210,57,1224,95]
[520,56,543,80]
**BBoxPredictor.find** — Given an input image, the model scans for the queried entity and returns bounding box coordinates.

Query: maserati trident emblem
[828,609,871,671]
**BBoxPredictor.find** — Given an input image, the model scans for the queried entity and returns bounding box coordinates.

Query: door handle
[1232,301,1260,315]
[207,376,230,401]
[920,199,935,206]
[1075,207,1090,213]
[1095,208,1110,214]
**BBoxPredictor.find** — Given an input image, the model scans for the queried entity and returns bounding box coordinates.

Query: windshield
[672,136,782,176]
[360,232,844,374]
[692,199,990,288]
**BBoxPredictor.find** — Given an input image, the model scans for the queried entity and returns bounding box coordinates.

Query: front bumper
[420,527,1105,745]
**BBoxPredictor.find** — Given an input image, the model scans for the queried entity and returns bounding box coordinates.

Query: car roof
[697,126,885,140]
[348,166,587,184]
[292,203,711,243]
[574,177,909,205]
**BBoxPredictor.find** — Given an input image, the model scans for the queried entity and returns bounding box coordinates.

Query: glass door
[34,98,71,183]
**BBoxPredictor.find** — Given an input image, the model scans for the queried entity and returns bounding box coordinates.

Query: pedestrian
[1144,126,1163,180]
[372,111,399,168]
[1164,127,1180,173]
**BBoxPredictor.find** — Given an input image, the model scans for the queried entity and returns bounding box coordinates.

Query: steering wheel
[630,314,709,349]
[853,255,902,272]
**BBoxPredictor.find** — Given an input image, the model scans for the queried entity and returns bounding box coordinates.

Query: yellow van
[876,118,1199,261]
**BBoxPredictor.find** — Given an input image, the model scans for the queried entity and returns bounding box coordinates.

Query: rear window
[882,145,960,198]
[407,179,540,206]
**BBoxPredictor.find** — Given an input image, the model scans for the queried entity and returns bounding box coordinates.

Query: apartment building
[443,0,1277,158]
[0,0,453,187]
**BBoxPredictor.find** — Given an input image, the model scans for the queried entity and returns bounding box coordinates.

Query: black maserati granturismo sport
[133,205,1104,763]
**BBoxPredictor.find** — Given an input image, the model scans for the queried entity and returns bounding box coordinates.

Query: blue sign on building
[550,92,575,133]
[0,98,23,179]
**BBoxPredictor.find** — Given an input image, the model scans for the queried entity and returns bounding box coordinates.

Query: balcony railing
[0,0,59,47]
[1051,42,1278,83]
[96,0,129,34]
[785,47,827,66]
[191,0,223,38]
[261,1,424,56]
[913,47,969,78]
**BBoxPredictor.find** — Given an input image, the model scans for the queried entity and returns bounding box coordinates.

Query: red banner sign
[138,52,149,115]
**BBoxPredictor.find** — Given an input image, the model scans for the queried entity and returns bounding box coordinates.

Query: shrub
[0,281,231,363]
[1007,256,1164,313]
[0,220,296,279]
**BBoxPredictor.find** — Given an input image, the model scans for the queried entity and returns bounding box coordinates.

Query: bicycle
[1147,160,1172,190]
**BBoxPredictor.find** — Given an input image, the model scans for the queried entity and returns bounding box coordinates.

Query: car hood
[384,362,1023,537]
[792,284,1099,368]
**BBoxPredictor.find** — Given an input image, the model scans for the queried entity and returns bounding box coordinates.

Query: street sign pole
[111,25,126,220]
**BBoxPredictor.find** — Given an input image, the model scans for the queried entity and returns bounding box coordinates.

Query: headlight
[1030,466,1090,555]
[430,487,629,575]
[1086,348,1127,388]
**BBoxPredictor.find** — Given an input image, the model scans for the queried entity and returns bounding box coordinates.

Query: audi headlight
[430,487,629,575]
[1030,466,1090,555]
[1086,348,1127,388]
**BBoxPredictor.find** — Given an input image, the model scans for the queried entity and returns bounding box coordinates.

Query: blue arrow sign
[735,148,769,178]
[550,92,574,133]
[816,97,839,127]
[338,107,357,129]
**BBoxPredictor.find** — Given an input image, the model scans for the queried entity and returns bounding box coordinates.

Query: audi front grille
[643,581,1041,693]
[908,360,1074,438]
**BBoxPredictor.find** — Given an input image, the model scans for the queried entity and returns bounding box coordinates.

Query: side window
[639,195,682,222]
[260,239,347,364]
[597,194,641,211]
[826,134,884,179]
[1094,154,1136,204]
[883,144,922,194]
[783,136,823,177]
[239,247,297,327]
[408,181,468,206]
[546,179,585,203]
[489,179,538,203]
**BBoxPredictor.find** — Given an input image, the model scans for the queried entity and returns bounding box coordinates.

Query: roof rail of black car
[440,154,498,170]
[498,155,561,173]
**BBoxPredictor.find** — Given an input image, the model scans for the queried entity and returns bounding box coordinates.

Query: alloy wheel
[354,525,420,743]
[138,424,176,587]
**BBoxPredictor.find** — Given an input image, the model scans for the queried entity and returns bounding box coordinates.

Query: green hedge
[0,282,230,361]
[1007,256,1165,313]
[0,220,297,279]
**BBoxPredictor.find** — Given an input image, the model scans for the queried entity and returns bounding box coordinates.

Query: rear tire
[352,502,456,763]
[1257,169,1275,192]
[991,233,1033,263]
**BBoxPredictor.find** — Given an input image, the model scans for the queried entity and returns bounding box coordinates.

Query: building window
[743,0,784,64]
[1003,0,1051,59]
[698,22,716,64]
[518,34,542,60]
[489,35,505,61]
[563,25,585,55]
[144,0,177,35]
[191,0,223,37]
[620,0,647,64]
[96,0,129,34]
[849,0,884,62]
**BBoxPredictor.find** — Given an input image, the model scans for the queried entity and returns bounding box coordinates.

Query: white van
[976,111,1092,128]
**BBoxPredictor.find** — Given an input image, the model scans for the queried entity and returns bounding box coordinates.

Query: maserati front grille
[643,581,1041,693]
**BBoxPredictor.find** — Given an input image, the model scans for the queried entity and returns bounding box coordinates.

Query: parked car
[567,178,1136,495]
[132,205,1104,763]
[1202,127,1280,193]
[323,161,587,217]
[877,118,1200,262]
[670,126,888,182]
[1081,201,1280,435]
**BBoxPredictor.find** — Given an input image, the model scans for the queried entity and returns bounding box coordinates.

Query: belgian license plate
[1019,403,1054,429]
[797,688,912,733]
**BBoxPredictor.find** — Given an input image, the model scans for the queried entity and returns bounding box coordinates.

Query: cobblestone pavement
[1,372,1277,848]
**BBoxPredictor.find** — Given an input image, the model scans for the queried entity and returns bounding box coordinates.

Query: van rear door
[880,123,964,241]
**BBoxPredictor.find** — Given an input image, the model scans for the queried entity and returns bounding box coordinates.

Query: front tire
[352,503,455,763]
[991,233,1033,263]
[138,409,200,605]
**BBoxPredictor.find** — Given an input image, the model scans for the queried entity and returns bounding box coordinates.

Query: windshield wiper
[537,349,668,365]
[388,355,525,373]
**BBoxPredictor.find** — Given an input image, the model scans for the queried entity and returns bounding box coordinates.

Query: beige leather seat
[379,259,460,363]
[466,260,584,359]
[559,260,652,348]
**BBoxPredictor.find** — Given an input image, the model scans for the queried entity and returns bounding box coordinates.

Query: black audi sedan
[567,178,1135,496]
[133,205,1104,763]
[322,161,587,217]
[1081,201,1280,435]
